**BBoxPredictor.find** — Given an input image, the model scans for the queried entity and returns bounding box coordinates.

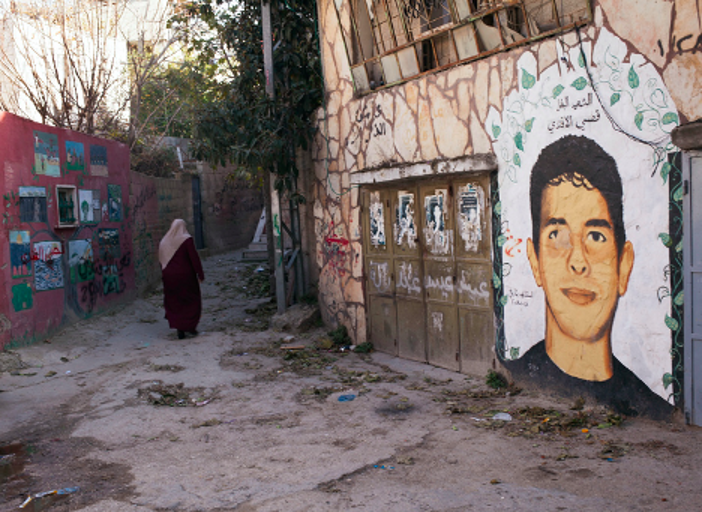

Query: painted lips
[561,288,596,305]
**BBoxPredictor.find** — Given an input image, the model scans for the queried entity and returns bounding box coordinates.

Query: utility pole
[261,0,306,312]
[261,0,286,314]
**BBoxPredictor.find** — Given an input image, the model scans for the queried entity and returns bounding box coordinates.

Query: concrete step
[247,242,268,252]
[241,250,268,261]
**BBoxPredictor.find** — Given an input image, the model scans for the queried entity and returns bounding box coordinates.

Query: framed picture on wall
[107,184,122,222]
[65,141,86,173]
[78,189,101,224]
[90,144,108,177]
[33,131,60,177]
[19,186,47,223]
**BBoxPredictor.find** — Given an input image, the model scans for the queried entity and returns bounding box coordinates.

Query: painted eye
[588,231,607,243]
[548,230,559,240]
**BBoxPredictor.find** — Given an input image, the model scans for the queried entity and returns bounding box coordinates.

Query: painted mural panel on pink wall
[0,113,134,348]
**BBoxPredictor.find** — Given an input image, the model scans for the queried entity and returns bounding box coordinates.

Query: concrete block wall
[199,163,264,255]
[129,171,193,295]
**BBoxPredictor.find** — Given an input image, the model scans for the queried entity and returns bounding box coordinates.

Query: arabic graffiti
[548,93,602,133]
[353,103,388,145]
[506,287,534,307]
[431,311,443,333]
[397,261,422,295]
[130,184,156,223]
[425,273,454,299]
[78,251,131,312]
[457,270,490,307]
[369,260,391,293]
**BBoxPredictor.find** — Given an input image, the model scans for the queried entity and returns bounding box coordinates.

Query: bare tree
[0,0,190,144]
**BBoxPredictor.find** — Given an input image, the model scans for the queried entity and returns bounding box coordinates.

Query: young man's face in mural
[526,174,635,378]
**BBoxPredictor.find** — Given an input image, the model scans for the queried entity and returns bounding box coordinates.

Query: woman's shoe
[177,330,185,339]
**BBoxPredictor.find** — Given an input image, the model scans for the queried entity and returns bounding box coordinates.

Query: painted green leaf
[663,373,674,389]
[673,184,684,202]
[665,314,679,331]
[660,162,671,184]
[514,132,524,151]
[497,234,507,247]
[675,240,683,253]
[492,124,501,139]
[634,112,644,130]
[552,84,565,98]
[5,203,10,208]
[525,118,534,132]
[610,93,621,106]
[578,52,586,68]
[501,295,509,307]
[521,69,536,90]
[571,77,588,91]
[494,201,502,215]
[514,154,521,167]
[510,347,520,359]
[628,65,640,89]
[658,232,672,247]
[661,112,679,125]
[492,272,501,289]
[674,291,684,306]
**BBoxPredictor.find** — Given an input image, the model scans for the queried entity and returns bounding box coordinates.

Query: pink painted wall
[0,113,134,348]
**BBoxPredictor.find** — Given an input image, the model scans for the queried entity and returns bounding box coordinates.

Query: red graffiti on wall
[322,221,350,277]
[503,228,523,258]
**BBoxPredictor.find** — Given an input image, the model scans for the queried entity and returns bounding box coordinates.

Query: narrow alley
[1,250,701,511]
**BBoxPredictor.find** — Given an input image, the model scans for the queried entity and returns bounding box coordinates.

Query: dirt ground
[1,250,701,512]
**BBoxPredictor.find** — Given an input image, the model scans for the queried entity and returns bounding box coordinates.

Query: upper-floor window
[334,0,590,93]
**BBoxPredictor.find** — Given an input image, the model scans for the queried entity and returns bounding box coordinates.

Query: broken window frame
[333,0,591,93]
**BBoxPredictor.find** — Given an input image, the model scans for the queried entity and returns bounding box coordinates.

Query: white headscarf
[158,219,192,269]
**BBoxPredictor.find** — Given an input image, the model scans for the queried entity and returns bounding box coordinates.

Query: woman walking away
[159,219,205,339]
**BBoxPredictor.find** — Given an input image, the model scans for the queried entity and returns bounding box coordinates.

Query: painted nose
[568,237,589,275]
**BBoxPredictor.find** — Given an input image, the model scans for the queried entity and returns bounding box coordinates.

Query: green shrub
[328,325,351,346]
[486,370,507,389]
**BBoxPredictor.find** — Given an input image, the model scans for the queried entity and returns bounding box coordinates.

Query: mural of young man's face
[525,138,635,381]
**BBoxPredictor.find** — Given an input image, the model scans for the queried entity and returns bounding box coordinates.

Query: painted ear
[526,238,542,288]
[617,241,635,296]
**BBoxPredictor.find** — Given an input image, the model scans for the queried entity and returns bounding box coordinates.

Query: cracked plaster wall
[310,0,702,348]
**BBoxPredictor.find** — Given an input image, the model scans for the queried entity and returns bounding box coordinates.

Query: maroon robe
[162,237,204,331]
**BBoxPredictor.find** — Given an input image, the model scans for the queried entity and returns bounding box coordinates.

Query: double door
[362,176,493,374]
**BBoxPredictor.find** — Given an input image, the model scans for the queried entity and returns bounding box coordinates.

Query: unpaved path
[1,250,701,511]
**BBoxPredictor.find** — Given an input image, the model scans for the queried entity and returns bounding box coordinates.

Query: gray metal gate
[684,151,702,425]
[362,175,494,374]
[191,175,205,250]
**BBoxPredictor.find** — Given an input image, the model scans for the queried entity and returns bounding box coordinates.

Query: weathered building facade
[309,0,702,420]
